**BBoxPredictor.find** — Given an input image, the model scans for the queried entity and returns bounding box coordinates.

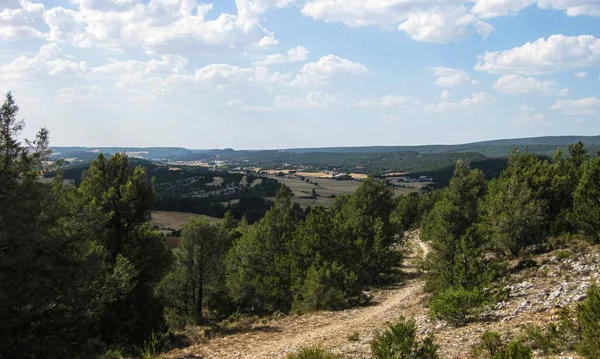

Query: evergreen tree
[572,157,600,241]
[226,185,297,312]
[421,160,486,292]
[0,93,101,358]
[78,152,172,346]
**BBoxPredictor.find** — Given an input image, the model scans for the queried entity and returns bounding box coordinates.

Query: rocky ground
[164,232,599,359]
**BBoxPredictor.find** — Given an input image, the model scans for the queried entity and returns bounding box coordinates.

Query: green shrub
[554,249,573,260]
[347,331,360,342]
[429,287,484,324]
[521,324,559,355]
[577,285,600,358]
[135,331,158,359]
[493,340,532,359]
[474,331,504,357]
[474,332,532,359]
[285,346,340,359]
[371,317,439,359]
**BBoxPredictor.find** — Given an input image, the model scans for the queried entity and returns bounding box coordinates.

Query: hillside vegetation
[3,91,600,359]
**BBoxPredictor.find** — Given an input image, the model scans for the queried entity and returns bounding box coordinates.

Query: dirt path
[165,236,429,359]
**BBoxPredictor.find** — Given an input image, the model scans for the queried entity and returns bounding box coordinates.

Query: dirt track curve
[165,234,429,359]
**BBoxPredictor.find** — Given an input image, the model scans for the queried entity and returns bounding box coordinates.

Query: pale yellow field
[207,177,224,187]
[150,211,223,234]
[261,169,367,179]
[267,175,428,208]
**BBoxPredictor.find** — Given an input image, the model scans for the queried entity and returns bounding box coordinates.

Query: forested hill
[52,135,600,162]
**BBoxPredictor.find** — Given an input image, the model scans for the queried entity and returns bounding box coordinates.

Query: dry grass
[207,177,224,187]
[150,211,223,234]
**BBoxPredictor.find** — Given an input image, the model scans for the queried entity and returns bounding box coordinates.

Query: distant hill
[52,135,600,161]
[50,135,598,177]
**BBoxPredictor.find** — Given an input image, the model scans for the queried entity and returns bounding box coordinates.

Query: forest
[3,91,600,359]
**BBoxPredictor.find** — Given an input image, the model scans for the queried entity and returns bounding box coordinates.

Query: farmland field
[265,175,429,208]
[150,211,223,234]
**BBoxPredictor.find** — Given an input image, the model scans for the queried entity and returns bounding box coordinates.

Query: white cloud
[551,97,600,115]
[291,55,370,87]
[515,104,545,126]
[574,71,588,78]
[516,112,545,126]
[440,90,450,100]
[355,95,419,109]
[301,1,493,43]
[494,74,569,96]
[472,0,600,18]
[255,46,310,66]
[398,6,493,43]
[0,43,89,82]
[429,67,470,87]
[275,91,344,109]
[55,85,107,104]
[227,98,277,112]
[424,92,495,113]
[32,0,297,54]
[475,35,600,75]
[0,0,45,40]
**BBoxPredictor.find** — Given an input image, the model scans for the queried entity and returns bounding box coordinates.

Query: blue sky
[1,0,599,149]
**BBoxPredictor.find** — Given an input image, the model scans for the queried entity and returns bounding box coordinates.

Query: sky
[1,0,600,149]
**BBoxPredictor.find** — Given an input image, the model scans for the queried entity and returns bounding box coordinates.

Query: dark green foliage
[572,157,600,242]
[475,332,532,359]
[492,341,532,359]
[422,161,488,291]
[370,317,439,359]
[157,217,232,327]
[226,185,298,312]
[429,287,484,324]
[577,285,600,358]
[0,93,104,359]
[285,346,340,359]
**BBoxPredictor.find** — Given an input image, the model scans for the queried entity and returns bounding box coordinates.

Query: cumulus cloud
[55,85,107,104]
[275,91,344,109]
[472,0,600,18]
[424,92,495,113]
[475,35,600,75]
[515,104,545,126]
[0,43,88,82]
[291,55,370,87]
[255,46,310,66]
[398,6,493,43]
[0,0,45,40]
[16,0,297,54]
[301,1,492,43]
[494,74,568,96]
[355,95,420,109]
[551,97,600,116]
[430,67,471,87]
[574,72,588,78]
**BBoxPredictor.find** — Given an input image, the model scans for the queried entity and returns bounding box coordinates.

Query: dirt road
[165,234,429,359]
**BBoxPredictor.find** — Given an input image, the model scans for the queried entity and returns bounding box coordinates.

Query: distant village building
[334,173,352,180]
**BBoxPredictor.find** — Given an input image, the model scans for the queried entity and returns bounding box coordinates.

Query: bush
[577,285,600,358]
[347,332,360,342]
[521,324,559,355]
[429,287,484,324]
[371,317,439,359]
[474,331,504,357]
[474,332,532,359]
[285,346,340,359]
